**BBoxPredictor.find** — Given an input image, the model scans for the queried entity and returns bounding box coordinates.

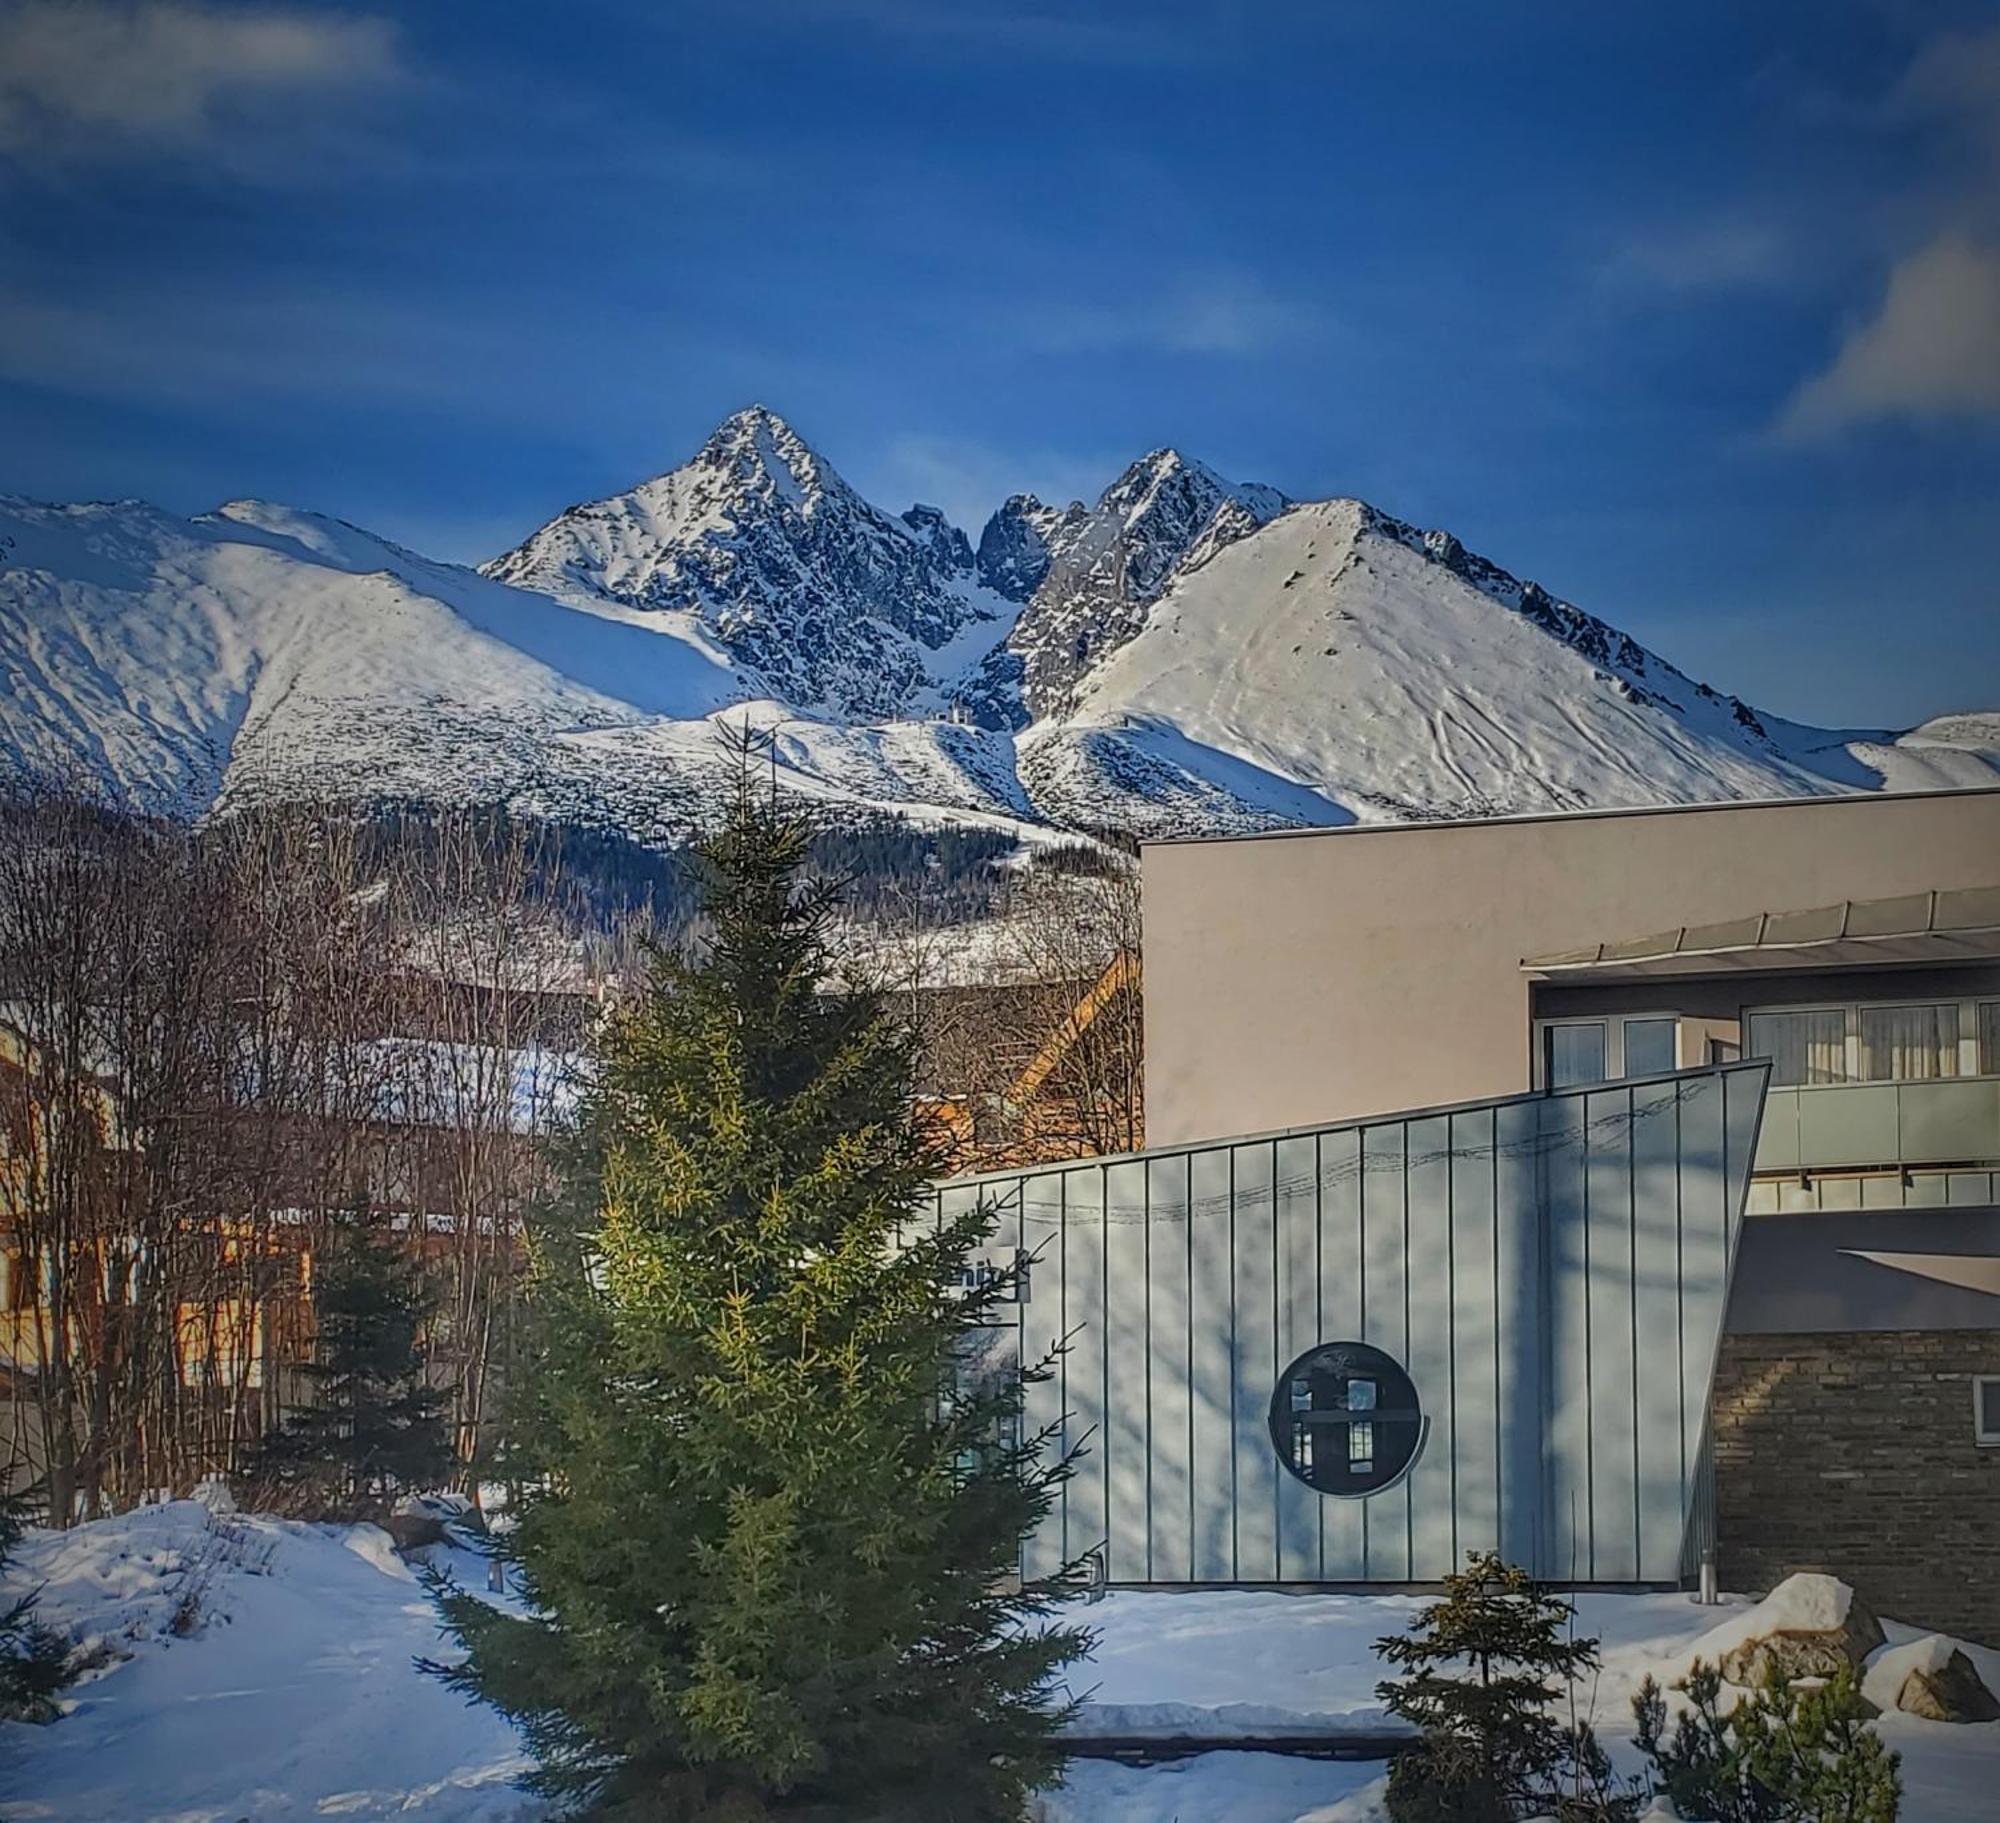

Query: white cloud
[1888,24,2000,155]
[1777,234,2000,438]
[1017,273,1331,359]
[1602,219,1792,296]
[0,1,400,162]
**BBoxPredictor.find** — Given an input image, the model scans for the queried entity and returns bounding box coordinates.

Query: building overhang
[1521,885,2000,982]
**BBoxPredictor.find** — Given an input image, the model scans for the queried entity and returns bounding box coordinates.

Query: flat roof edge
[1138,783,2000,851]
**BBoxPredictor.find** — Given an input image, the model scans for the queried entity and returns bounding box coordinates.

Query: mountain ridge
[1,407,1994,848]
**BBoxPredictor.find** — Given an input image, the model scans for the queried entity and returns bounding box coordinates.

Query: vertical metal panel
[1015,1172,1067,1582]
[1317,1126,1367,1579]
[1230,1139,1279,1579]
[1102,1157,1151,1581]
[1448,1107,1500,1577]
[1360,1120,1412,1580]
[1188,1142,1235,1579]
[1274,1133,1323,1580]
[1059,1166,1106,1566]
[1405,1115,1457,1579]
[1542,1091,1593,1582]
[1144,1153,1193,1582]
[1631,1081,1687,1581]
[1493,1094,1545,1573]
[1584,1088,1639,1582]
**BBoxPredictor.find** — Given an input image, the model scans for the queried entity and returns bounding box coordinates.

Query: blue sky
[2,0,1997,728]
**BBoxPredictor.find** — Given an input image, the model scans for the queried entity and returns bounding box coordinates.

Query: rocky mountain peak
[900,502,974,577]
[971,451,1288,725]
[690,404,829,511]
[480,409,994,720]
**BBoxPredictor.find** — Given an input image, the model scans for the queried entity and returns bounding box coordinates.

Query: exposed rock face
[383,1511,448,1553]
[483,406,994,718]
[1711,1574,1887,1685]
[1863,1635,2000,1722]
[976,493,1068,602]
[991,451,1288,724]
[1896,1649,2000,1722]
[900,502,974,576]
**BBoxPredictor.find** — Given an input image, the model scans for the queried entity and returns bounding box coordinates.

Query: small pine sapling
[1633,1658,1900,1823]
[0,1479,74,1723]
[248,1208,454,1520]
[1376,1550,1637,1823]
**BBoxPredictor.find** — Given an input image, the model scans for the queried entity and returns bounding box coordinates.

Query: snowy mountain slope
[0,407,1994,850]
[962,451,1288,728]
[482,406,1011,720]
[0,495,1052,844]
[1015,498,1981,834]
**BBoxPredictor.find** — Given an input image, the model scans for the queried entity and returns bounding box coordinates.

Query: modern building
[936,1062,1765,1590]
[1139,785,2000,1148]
[941,786,2000,1639]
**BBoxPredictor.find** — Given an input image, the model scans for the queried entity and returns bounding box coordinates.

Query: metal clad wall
[1406,1116,1456,1579]
[935,1062,1765,1586]
[1234,1140,1279,1580]
[1144,1153,1192,1580]
[1632,1081,1687,1579]
[1319,1125,1366,1579]
[1448,1109,1500,1573]
[1188,1143,1233,1579]
[1102,1157,1149,1582]
[1274,1133,1322,1580]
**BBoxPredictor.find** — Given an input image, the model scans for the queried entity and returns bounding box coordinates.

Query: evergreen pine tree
[251,1209,454,1519]
[1376,1551,1621,1822]
[426,747,1091,1822]
[0,1479,74,1722]
[1633,1659,1901,1823]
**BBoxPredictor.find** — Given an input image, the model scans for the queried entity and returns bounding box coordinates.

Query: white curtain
[1747,1009,1846,1087]
[1858,1003,1959,1081]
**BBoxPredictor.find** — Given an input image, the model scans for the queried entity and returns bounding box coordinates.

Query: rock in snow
[1863,1634,2000,1723]
[1684,1572,1887,1684]
[2,408,1995,843]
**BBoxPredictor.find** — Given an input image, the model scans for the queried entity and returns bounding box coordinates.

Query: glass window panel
[1977,1379,2000,1444]
[1346,1378,1376,1412]
[1544,1022,1608,1089]
[1622,1017,1677,1078]
[1348,1421,1374,1468]
[1858,1003,1959,1082]
[1980,1004,2000,1077]
[1746,1010,1847,1087]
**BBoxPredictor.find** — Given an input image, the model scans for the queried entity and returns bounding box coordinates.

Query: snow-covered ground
[5,1503,1998,1822]
[1,1500,532,1823]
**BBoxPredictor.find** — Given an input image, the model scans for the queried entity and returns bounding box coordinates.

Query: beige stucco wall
[1142,787,2000,1147]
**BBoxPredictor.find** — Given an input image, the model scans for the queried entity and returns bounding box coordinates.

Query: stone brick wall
[1713,1330,2000,1645]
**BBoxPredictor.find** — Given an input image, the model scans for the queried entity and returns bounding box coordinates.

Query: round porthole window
[1269,1341,1424,1496]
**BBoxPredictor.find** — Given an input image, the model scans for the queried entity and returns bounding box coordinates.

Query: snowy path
[2,1503,531,1823]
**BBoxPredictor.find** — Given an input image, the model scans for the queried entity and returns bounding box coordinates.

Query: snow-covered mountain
[484,406,1007,721]
[1,407,1994,845]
